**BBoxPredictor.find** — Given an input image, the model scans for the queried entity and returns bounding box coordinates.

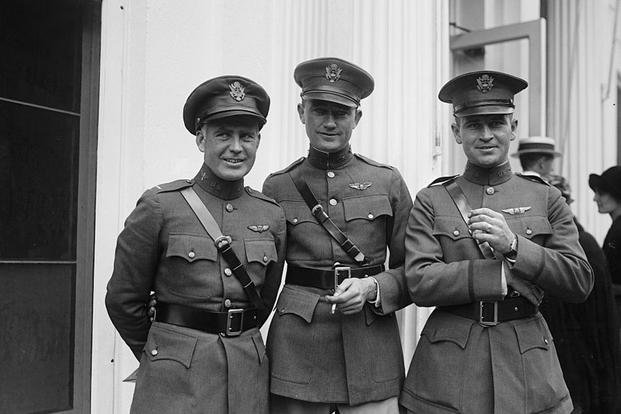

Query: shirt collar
[462,161,513,186]
[194,164,244,200]
[307,145,353,170]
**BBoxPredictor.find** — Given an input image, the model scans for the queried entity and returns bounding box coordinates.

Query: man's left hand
[324,277,377,315]
[468,208,515,254]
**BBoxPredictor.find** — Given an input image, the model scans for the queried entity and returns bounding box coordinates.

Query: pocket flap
[166,234,217,262]
[244,239,278,265]
[343,195,393,222]
[422,313,473,349]
[514,318,551,354]
[432,216,470,241]
[519,216,552,239]
[144,323,198,368]
[280,201,316,226]
[275,285,320,323]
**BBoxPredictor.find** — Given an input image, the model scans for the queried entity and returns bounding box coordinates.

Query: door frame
[449,19,546,136]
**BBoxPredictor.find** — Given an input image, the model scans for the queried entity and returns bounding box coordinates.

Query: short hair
[519,153,553,170]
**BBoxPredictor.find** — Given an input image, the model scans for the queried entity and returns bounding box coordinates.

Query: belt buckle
[334,266,351,288]
[479,301,499,326]
[225,308,244,337]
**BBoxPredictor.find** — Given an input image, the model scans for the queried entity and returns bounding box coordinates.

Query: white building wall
[92,0,449,411]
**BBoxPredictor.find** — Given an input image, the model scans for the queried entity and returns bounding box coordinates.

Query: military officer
[400,71,593,414]
[105,75,286,414]
[262,57,413,413]
[511,136,561,178]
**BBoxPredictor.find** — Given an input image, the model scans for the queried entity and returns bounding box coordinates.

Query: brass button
[188,251,195,259]
[453,229,460,236]
[225,203,234,212]
[150,349,158,356]
[486,187,495,195]
[526,228,533,235]
[513,306,519,312]
[367,213,374,219]
[224,268,232,277]
[292,217,299,224]
[327,171,335,178]
[543,337,549,345]
[224,299,232,308]
[329,199,337,206]
[263,255,268,262]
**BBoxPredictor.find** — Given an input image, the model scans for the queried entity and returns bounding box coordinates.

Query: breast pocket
[244,238,278,284]
[517,216,553,245]
[166,234,217,263]
[342,194,393,250]
[432,216,473,261]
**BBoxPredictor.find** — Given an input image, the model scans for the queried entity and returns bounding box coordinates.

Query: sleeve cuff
[367,276,381,308]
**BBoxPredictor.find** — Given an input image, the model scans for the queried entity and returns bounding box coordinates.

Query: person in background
[106,76,286,413]
[400,70,593,414]
[511,136,561,178]
[540,174,620,414]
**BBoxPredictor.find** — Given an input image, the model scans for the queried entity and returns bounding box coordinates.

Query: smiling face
[196,115,261,181]
[297,99,362,153]
[452,113,517,168]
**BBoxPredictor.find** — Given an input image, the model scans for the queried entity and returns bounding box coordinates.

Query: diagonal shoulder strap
[180,187,265,310]
[444,180,496,260]
[288,170,369,265]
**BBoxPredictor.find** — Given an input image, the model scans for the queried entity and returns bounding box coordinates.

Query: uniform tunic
[400,162,593,414]
[105,164,286,414]
[262,146,413,405]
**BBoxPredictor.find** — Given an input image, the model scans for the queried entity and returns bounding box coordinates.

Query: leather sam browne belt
[155,302,258,337]
[440,295,537,326]
[286,264,384,290]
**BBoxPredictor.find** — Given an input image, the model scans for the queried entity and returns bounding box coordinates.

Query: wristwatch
[504,235,518,262]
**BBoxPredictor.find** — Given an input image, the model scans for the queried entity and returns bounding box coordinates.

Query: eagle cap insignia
[501,206,531,215]
[229,81,246,101]
[248,224,270,233]
[476,74,494,94]
[325,64,343,83]
[349,182,373,191]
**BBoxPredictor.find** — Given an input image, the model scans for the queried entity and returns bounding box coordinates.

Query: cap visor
[302,91,358,108]
[205,109,266,124]
[456,106,514,117]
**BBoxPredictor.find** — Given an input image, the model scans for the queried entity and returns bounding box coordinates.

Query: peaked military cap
[183,75,270,134]
[589,166,621,201]
[294,57,374,107]
[439,70,528,117]
[511,136,561,158]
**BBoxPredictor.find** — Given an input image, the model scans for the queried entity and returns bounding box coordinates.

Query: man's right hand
[147,292,157,322]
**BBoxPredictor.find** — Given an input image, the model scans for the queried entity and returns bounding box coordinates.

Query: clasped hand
[325,277,376,315]
[468,208,514,254]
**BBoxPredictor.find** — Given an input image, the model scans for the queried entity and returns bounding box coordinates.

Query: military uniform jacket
[105,164,286,414]
[400,162,593,414]
[262,146,413,405]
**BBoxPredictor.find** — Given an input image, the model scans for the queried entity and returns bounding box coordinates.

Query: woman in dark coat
[540,174,620,413]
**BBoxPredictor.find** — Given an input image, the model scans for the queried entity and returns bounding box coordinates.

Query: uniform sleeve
[105,191,162,359]
[508,189,593,303]
[371,169,414,314]
[405,189,506,306]
[258,205,286,325]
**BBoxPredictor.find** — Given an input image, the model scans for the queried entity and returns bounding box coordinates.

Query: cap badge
[325,64,343,83]
[349,182,372,191]
[229,81,246,101]
[476,74,494,94]
[248,224,270,233]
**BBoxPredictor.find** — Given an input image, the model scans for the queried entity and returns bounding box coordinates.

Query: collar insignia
[349,182,372,191]
[325,64,342,83]
[248,224,270,233]
[502,206,531,215]
[476,74,494,94]
[229,81,246,101]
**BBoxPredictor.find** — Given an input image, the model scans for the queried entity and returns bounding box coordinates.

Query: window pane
[0,102,79,260]
[0,0,82,112]
[0,264,74,413]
